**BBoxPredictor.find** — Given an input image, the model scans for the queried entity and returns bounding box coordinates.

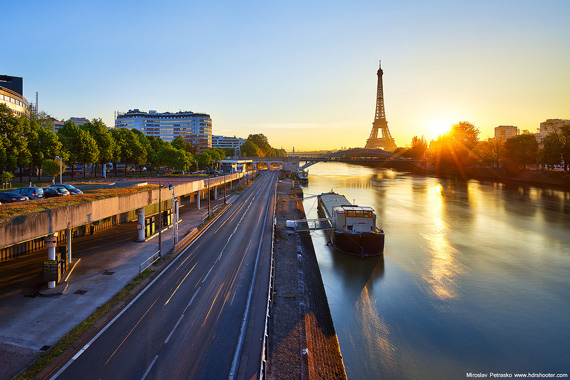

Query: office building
[494,125,519,142]
[535,119,570,145]
[0,75,30,117]
[212,135,245,153]
[115,109,212,150]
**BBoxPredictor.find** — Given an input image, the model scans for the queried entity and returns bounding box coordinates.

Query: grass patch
[14,269,154,380]
[0,185,156,219]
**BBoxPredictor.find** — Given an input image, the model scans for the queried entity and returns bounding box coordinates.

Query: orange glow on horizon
[427,119,453,139]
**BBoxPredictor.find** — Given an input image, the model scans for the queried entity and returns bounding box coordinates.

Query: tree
[428,121,480,175]
[206,148,225,169]
[472,139,504,168]
[0,105,31,179]
[146,135,168,173]
[538,133,563,170]
[557,126,570,171]
[42,158,67,182]
[240,140,261,157]
[400,136,427,159]
[247,134,272,156]
[129,129,148,173]
[57,121,83,178]
[77,130,100,178]
[196,151,212,168]
[503,133,538,169]
[81,119,117,176]
[156,146,193,173]
[28,122,64,180]
[171,135,193,153]
[110,128,144,175]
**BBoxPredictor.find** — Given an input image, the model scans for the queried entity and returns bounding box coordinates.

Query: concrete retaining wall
[0,173,249,249]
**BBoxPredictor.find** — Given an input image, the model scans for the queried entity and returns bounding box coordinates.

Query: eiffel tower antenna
[365,60,397,152]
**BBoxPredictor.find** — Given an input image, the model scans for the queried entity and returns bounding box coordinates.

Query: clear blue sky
[3,0,569,150]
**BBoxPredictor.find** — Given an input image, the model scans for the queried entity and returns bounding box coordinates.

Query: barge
[317,192,384,258]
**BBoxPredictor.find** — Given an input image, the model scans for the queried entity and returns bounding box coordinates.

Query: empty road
[50,170,277,380]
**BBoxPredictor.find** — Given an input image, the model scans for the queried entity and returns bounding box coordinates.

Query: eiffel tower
[365,61,397,152]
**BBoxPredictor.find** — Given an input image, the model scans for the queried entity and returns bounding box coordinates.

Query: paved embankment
[268,180,346,380]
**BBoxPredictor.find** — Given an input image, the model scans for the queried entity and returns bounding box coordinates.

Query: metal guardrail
[139,251,160,274]
[259,183,278,379]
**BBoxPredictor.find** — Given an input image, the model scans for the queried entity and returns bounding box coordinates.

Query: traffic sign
[137,223,143,230]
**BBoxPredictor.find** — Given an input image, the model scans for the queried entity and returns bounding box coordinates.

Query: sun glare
[428,119,452,138]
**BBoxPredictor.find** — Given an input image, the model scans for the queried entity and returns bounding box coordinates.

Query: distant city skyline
[2,1,569,150]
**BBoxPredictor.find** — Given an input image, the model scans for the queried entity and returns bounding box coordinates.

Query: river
[301,162,570,379]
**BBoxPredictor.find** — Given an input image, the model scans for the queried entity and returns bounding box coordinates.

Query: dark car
[0,191,30,203]
[50,183,83,195]
[42,187,70,198]
[13,186,44,199]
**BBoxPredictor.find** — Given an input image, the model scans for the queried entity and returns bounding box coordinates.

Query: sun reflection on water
[421,183,462,300]
[354,278,399,378]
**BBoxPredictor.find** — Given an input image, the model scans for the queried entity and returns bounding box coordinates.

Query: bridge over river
[251,148,425,172]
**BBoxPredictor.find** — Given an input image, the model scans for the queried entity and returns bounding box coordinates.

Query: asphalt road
[50,170,277,380]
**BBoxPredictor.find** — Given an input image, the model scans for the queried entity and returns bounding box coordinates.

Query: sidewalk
[0,195,233,380]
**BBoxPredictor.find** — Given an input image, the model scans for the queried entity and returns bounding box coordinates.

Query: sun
[427,119,453,138]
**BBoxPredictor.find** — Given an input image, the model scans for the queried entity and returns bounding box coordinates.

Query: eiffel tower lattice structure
[364,61,397,152]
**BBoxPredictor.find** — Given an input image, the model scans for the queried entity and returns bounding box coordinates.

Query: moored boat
[317,192,384,258]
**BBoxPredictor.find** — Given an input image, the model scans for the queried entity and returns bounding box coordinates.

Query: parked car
[0,191,30,203]
[50,183,83,195]
[13,186,44,199]
[42,187,70,198]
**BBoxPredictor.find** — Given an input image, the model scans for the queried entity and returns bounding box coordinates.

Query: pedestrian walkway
[0,194,233,380]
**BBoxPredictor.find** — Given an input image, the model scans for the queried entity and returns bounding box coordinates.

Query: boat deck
[318,193,351,219]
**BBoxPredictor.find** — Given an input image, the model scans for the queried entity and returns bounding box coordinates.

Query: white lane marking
[201,264,215,283]
[184,287,201,314]
[49,235,199,379]
[164,262,198,306]
[228,174,275,380]
[140,355,159,380]
[164,314,185,344]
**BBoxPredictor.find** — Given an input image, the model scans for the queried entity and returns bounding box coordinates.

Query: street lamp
[55,156,62,184]
[169,184,178,246]
[207,169,211,217]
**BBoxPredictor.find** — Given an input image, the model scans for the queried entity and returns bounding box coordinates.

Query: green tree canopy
[503,133,539,169]
[196,151,212,168]
[240,140,261,157]
[42,158,68,181]
[57,120,83,177]
[146,135,168,172]
[171,135,193,152]
[28,121,64,180]
[110,128,145,174]
[156,146,193,172]
[0,104,30,176]
[81,119,117,175]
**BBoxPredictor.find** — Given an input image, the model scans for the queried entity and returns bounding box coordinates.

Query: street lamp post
[207,169,211,217]
[158,182,162,257]
[224,170,227,205]
[55,156,62,184]
[169,184,177,246]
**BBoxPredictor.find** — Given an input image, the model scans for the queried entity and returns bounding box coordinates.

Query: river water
[301,162,570,380]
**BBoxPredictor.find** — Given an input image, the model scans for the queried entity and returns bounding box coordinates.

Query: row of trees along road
[397,121,570,173]
[0,104,226,182]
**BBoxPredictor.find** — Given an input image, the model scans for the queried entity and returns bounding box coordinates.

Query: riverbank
[268,180,347,380]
